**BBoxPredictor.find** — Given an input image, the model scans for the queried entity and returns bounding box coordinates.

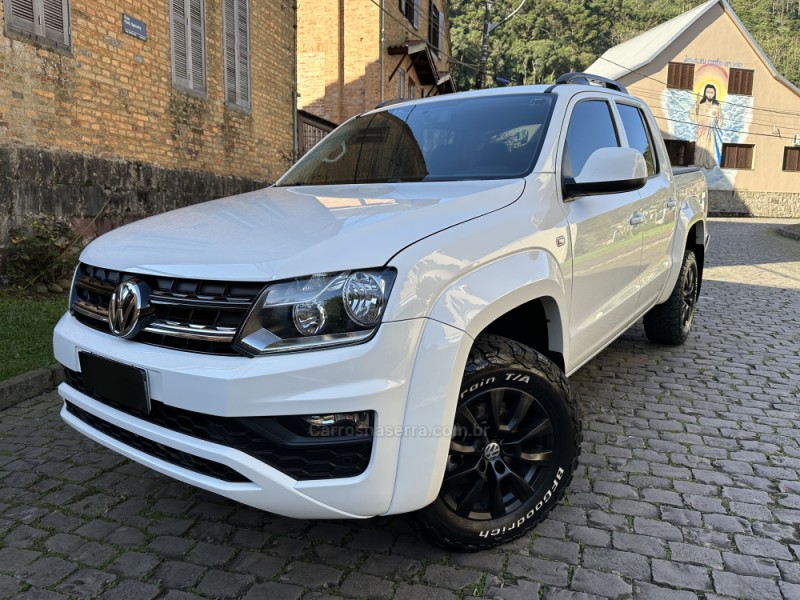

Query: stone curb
[777,224,800,241]
[0,364,63,411]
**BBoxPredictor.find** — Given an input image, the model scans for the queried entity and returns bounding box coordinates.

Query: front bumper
[54,313,466,518]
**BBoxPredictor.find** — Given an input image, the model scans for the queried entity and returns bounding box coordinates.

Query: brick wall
[298,0,452,125]
[0,0,295,180]
[0,0,295,269]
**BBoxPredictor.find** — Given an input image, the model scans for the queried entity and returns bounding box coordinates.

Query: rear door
[558,95,644,368]
[614,101,678,306]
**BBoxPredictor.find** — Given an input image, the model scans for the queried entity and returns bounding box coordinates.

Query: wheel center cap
[484,442,501,460]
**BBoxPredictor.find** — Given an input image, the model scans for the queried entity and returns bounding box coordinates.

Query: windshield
[277,94,555,186]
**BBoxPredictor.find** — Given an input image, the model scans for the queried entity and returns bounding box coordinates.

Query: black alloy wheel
[644,249,700,345]
[415,334,580,552]
[681,259,698,331]
[443,387,556,521]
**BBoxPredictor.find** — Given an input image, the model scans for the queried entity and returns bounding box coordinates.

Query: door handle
[666,198,677,208]
[630,213,645,226]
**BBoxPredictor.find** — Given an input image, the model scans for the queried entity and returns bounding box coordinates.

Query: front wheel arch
[414,334,581,551]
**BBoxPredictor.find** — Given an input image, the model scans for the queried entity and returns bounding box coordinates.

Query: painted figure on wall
[662,62,753,191]
[689,83,723,168]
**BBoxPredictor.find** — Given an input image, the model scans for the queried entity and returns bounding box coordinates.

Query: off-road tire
[415,334,581,552]
[643,249,699,345]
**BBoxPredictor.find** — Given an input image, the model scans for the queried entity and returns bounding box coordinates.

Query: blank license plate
[78,352,151,414]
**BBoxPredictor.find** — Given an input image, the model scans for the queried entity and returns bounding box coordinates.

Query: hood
[80,180,526,281]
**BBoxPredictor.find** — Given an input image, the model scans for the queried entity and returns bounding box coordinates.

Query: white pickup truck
[54,73,708,551]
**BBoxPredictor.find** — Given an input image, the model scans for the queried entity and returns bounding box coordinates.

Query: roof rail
[544,72,627,94]
[374,97,411,109]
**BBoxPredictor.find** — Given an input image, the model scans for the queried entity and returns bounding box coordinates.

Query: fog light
[302,411,373,436]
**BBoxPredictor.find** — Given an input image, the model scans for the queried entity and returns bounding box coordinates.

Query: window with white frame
[428,1,443,54]
[397,69,406,98]
[409,80,416,98]
[399,0,420,28]
[3,0,71,51]
[171,0,207,96]
[223,0,250,110]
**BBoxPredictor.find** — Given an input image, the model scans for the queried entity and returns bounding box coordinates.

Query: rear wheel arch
[686,220,705,295]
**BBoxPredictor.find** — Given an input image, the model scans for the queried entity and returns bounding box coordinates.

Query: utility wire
[365,0,481,72]
[630,88,800,130]
[647,114,793,139]
[597,56,800,119]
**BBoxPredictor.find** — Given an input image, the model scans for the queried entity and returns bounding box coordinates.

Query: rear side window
[617,103,657,176]
[562,100,619,178]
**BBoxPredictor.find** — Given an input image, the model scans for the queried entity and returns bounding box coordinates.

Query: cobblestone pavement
[1,218,799,600]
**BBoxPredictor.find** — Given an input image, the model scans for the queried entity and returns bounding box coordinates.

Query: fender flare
[386,249,569,514]
[427,249,568,352]
[657,197,707,305]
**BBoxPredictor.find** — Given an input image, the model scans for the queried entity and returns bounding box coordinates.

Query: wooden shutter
[5,0,70,50]
[236,0,250,106]
[224,0,250,108]
[728,68,753,95]
[224,0,237,103]
[721,144,754,169]
[438,10,443,54]
[782,147,800,172]
[171,0,190,88]
[172,0,206,94]
[667,62,694,90]
[189,0,206,93]
[41,0,68,46]
[5,0,36,32]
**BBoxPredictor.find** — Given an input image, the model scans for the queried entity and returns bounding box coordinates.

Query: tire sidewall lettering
[459,371,536,400]
[479,466,566,537]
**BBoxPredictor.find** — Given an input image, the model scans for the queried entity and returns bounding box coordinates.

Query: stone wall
[709,190,800,218]
[0,146,267,274]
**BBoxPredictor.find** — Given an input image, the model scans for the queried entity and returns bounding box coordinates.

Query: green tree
[448,0,800,89]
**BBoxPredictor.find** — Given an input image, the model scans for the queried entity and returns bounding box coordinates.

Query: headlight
[234,268,396,355]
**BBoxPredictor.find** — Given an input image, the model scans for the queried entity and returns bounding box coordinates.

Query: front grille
[71,263,264,355]
[64,369,374,481]
[65,401,252,483]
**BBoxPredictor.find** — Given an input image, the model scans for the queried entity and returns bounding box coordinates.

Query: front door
[559,96,644,369]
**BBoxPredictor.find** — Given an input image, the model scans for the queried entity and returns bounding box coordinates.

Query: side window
[223,0,250,110]
[3,0,71,51]
[617,104,657,176]
[171,0,207,96]
[399,0,419,28]
[562,100,619,179]
[665,140,695,167]
[429,2,442,55]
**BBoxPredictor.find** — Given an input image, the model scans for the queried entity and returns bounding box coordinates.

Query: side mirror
[563,147,647,198]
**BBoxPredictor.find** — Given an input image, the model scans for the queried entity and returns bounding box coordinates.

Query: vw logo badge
[484,442,501,461]
[108,280,148,338]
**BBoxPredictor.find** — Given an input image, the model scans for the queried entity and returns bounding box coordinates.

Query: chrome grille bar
[73,299,109,323]
[150,294,253,310]
[75,275,116,295]
[143,321,237,342]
